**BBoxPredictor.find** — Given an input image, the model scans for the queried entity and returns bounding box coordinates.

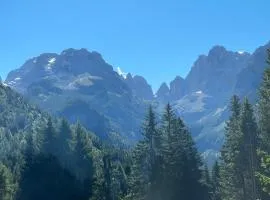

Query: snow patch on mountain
[116,67,127,79]
[48,57,56,64]
[2,82,8,87]
[45,57,56,71]
[237,51,245,54]
[8,81,16,85]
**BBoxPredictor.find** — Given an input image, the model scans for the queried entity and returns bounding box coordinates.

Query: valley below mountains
[4,41,270,161]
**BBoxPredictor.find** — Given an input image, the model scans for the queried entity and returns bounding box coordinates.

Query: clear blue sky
[1,0,270,91]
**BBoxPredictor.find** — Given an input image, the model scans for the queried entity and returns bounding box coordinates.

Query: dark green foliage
[258,49,270,152]
[73,123,94,181]
[18,154,88,200]
[0,163,16,200]
[58,119,72,154]
[240,98,259,199]
[42,117,57,154]
[127,104,209,200]
[257,151,270,195]
[127,106,160,200]
[220,95,245,200]
[211,161,221,200]
[55,118,73,167]
[257,49,270,199]
[202,164,212,194]
[220,97,261,200]
[217,50,270,200]
[0,84,128,199]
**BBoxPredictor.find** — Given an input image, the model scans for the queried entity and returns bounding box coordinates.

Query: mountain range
[4,41,270,161]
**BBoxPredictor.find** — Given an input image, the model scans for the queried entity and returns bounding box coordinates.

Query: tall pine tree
[73,122,94,197]
[127,105,160,200]
[42,116,57,155]
[220,95,245,200]
[57,118,73,167]
[240,98,259,200]
[257,48,270,199]
[258,49,270,152]
[211,161,221,200]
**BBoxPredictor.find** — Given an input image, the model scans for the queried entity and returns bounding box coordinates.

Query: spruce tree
[73,122,94,196]
[240,98,259,200]
[102,155,113,200]
[257,49,270,199]
[159,104,176,200]
[202,164,212,193]
[258,49,270,152]
[178,118,208,200]
[144,106,163,200]
[57,119,73,167]
[220,95,244,200]
[42,117,57,155]
[127,141,148,200]
[59,119,72,152]
[211,161,221,200]
[127,105,160,200]
[24,133,36,163]
[160,105,207,200]
[221,96,260,200]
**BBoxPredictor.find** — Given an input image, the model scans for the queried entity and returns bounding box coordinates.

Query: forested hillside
[0,83,129,199]
[0,81,209,200]
[1,50,270,200]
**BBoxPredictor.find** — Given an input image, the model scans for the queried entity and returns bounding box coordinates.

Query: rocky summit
[5,48,148,141]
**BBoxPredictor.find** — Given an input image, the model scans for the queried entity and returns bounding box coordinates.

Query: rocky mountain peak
[156,82,170,102]
[5,48,117,93]
[124,74,153,100]
[61,48,104,62]
[208,45,227,57]
[157,82,169,94]
[61,48,88,55]
[126,73,133,81]
[234,41,270,100]
[185,44,251,96]
[169,76,185,101]
[133,75,148,84]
